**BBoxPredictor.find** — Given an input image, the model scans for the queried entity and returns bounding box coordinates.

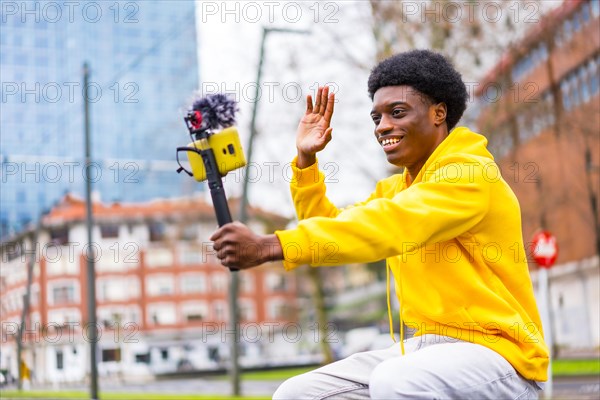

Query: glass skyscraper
[0,1,199,238]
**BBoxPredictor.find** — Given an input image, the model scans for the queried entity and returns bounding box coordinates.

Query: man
[210,50,549,399]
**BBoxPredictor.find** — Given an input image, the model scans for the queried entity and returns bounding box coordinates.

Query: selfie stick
[176,94,241,269]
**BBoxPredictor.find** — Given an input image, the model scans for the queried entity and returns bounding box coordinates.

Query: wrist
[296,151,316,169]
[260,234,284,263]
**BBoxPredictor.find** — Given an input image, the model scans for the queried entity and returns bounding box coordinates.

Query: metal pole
[538,268,553,399]
[230,26,310,396]
[83,62,99,400]
[228,26,267,397]
[16,224,40,390]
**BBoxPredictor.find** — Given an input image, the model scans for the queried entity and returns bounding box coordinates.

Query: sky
[195,0,563,219]
[196,1,383,218]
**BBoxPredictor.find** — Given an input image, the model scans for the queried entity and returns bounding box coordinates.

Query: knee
[272,373,314,400]
[369,360,434,399]
[369,361,398,399]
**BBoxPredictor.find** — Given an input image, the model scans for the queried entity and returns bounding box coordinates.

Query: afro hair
[367,50,468,131]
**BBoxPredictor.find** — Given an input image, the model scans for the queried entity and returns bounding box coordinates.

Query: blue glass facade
[1,1,199,238]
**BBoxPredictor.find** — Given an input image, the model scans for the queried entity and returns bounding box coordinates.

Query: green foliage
[552,358,600,376]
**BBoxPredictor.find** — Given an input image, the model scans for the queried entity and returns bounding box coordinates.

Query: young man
[210,50,549,399]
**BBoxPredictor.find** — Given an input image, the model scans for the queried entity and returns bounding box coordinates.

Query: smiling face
[370,85,448,181]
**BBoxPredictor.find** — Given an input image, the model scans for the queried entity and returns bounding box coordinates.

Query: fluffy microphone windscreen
[191,94,238,131]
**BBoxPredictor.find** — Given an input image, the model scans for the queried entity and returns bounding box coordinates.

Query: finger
[217,245,236,261]
[324,92,335,123]
[306,95,313,114]
[313,87,322,114]
[209,227,224,241]
[222,256,239,269]
[319,86,329,115]
[321,127,333,144]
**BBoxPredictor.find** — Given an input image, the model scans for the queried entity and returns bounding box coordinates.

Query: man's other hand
[209,222,284,270]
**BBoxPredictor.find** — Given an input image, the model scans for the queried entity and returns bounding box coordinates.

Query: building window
[100,224,119,238]
[590,61,599,97]
[563,19,573,43]
[18,213,31,227]
[267,299,293,320]
[179,248,202,265]
[160,348,169,360]
[16,190,26,203]
[56,350,64,370]
[181,302,208,322]
[146,275,174,296]
[52,284,75,305]
[48,309,81,326]
[98,278,139,301]
[239,274,255,293]
[592,0,599,18]
[265,273,287,292]
[561,80,572,110]
[572,11,582,33]
[581,2,591,24]
[208,346,220,362]
[180,274,206,294]
[135,353,150,364]
[211,274,227,293]
[34,36,48,47]
[213,302,227,321]
[579,68,590,103]
[180,224,197,240]
[239,299,256,322]
[149,222,165,242]
[185,312,204,322]
[145,248,173,268]
[102,348,122,362]
[148,303,176,325]
[50,227,69,245]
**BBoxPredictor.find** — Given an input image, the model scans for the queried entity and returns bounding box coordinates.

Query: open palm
[296,86,335,157]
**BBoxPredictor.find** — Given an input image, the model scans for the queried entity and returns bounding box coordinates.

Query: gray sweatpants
[273,334,542,399]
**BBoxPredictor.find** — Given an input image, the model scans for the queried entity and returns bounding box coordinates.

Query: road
[2,374,598,399]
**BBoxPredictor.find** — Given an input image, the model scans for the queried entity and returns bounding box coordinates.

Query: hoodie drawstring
[386,260,405,355]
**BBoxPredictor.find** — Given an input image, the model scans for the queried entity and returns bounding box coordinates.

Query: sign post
[531,231,558,399]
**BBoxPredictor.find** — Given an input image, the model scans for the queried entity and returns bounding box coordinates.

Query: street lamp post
[83,62,99,400]
[229,26,310,396]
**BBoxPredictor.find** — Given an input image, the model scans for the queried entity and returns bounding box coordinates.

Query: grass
[239,366,315,381]
[0,367,315,400]
[0,391,269,400]
[552,358,600,376]
[209,366,316,381]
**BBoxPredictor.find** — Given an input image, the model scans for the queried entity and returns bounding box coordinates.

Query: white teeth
[381,137,400,147]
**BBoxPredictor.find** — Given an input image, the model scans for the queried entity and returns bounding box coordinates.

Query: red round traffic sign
[531,231,558,268]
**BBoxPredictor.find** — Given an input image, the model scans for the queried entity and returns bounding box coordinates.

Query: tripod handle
[199,147,239,272]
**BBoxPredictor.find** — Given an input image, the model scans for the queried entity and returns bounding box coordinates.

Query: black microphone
[190,93,238,134]
[176,93,246,271]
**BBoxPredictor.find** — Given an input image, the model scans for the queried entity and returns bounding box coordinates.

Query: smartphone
[185,126,247,182]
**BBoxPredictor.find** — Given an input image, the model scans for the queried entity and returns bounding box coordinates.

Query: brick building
[475,0,599,350]
[0,194,307,384]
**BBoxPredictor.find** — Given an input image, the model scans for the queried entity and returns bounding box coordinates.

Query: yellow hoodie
[275,127,549,381]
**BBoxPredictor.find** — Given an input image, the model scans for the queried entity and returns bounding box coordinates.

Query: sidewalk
[2,366,598,399]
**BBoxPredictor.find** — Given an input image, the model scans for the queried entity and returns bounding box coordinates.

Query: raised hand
[296,86,335,168]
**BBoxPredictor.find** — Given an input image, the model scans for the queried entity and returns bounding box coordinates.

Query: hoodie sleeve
[289,157,386,220]
[276,156,491,270]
